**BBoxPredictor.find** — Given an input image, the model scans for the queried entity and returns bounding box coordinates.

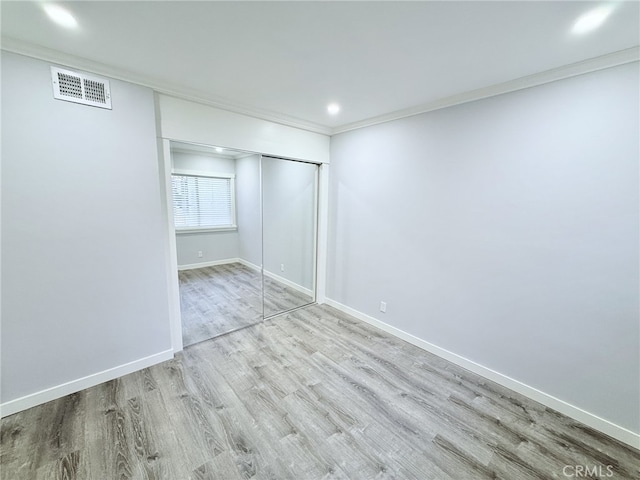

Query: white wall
[262,158,317,290]
[172,149,235,173]
[175,232,239,267]
[172,150,239,266]
[327,63,639,435]
[1,52,172,410]
[235,154,262,268]
[158,94,330,164]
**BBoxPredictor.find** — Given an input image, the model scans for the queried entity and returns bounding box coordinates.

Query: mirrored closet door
[171,141,263,346]
[170,142,318,347]
[261,156,318,317]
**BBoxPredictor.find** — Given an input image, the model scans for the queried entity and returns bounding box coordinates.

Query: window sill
[176,226,238,235]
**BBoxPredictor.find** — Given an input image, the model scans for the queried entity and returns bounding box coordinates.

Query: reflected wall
[262,156,318,317]
[172,143,318,345]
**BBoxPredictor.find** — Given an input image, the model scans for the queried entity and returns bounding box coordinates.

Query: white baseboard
[177,257,241,270]
[263,270,314,297]
[236,258,261,272]
[181,257,312,296]
[323,298,640,450]
[0,349,174,418]
[235,259,314,297]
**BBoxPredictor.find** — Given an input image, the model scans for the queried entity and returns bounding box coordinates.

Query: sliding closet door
[171,141,263,346]
[261,156,318,317]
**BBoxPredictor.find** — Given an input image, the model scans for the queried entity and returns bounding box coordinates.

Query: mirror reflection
[171,141,263,346]
[170,142,319,347]
[262,156,317,317]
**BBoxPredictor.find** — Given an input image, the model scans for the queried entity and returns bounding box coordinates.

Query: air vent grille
[83,78,107,103]
[51,67,112,109]
[58,73,83,99]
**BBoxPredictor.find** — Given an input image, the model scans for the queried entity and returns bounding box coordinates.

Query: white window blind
[171,174,235,230]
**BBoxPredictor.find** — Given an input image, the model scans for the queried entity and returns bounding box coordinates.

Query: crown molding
[170,146,233,159]
[331,46,640,135]
[0,36,333,136]
[170,145,255,161]
[2,37,637,138]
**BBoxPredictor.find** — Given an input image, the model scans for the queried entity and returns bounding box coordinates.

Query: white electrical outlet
[281,264,285,272]
[198,251,203,258]
[380,301,387,313]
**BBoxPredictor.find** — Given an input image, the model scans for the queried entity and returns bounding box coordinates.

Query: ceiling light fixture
[215,147,224,153]
[43,4,78,29]
[572,5,614,34]
[327,103,341,115]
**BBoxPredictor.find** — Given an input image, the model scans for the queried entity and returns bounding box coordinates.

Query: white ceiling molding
[332,46,640,135]
[170,147,233,159]
[2,36,637,137]
[170,145,251,160]
[0,36,333,136]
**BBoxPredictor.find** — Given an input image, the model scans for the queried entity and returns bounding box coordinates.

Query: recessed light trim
[327,103,341,115]
[572,5,613,35]
[43,4,78,29]
[215,147,224,153]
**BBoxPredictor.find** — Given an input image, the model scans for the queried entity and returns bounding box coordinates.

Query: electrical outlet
[198,251,203,258]
[281,264,285,272]
[380,301,387,313]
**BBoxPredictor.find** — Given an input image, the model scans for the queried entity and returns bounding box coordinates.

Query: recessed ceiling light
[215,147,224,153]
[43,4,78,29]
[572,5,613,35]
[327,103,341,115]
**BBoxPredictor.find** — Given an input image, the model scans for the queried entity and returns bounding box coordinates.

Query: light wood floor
[179,263,313,346]
[1,304,638,479]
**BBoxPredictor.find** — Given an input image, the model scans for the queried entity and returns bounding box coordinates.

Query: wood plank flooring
[179,263,312,346]
[2,304,638,479]
[263,275,313,319]
[179,264,262,346]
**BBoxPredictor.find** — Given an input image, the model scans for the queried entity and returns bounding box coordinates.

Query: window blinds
[171,174,234,228]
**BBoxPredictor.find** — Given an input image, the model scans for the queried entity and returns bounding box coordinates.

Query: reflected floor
[179,262,313,346]
[263,273,314,318]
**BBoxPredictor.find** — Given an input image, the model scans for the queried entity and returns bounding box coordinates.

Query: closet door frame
[159,138,329,353]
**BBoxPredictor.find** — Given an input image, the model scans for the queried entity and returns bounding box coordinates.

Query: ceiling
[171,140,251,160]
[1,1,639,134]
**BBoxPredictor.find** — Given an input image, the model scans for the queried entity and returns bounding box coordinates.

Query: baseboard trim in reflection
[177,258,241,270]
[236,258,313,297]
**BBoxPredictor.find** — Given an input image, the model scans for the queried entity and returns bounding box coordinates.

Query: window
[171,170,236,232]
